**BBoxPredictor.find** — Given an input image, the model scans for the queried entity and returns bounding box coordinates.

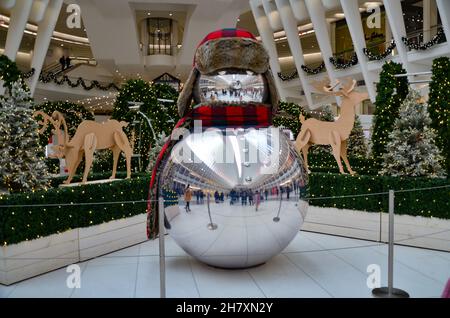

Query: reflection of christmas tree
[0,81,49,192]
[380,89,445,178]
[347,115,368,158]
[146,132,168,173]
[310,104,334,155]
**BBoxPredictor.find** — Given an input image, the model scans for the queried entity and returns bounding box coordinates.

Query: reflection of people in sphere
[231,80,242,90]
[184,185,192,212]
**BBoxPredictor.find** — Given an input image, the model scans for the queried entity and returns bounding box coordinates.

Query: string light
[363,39,396,61]
[329,52,358,69]
[402,29,446,51]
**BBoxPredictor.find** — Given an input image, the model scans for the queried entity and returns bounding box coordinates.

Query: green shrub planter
[0,174,150,245]
[308,173,450,219]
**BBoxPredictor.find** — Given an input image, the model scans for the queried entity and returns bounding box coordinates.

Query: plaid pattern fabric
[197,28,256,48]
[192,104,272,128]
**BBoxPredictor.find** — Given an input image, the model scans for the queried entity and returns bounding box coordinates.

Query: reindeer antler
[32,111,58,134]
[310,78,344,96]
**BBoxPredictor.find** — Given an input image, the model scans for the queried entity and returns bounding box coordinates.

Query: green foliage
[308,173,450,218]
[0,81,49,193]
[380,89,445,177]
[371,61,409,164]
[428,56,450,174]
[0,174,150,245]
[308,153,378,175]
[33,101,95,148]
[146,132,168,173]
[0,55,21,90]
[273,101,308,136]
[111,80,179,170]
[347,115,368,158]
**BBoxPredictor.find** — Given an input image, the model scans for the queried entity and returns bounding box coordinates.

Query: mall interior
[0,0,449,299]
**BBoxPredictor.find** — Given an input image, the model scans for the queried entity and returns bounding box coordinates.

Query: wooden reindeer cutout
[33,111,133,184]
[295,78,368,174]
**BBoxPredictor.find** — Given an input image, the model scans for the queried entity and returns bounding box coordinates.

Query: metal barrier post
[158,197,166,298]
[372,190,409,298]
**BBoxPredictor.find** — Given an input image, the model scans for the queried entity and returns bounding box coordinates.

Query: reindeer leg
[64,153,82,184]
[82,134,97,184]
[114,131,133,179]
[340,140,355,175]
[301,143,311,174]
[329,131,345,174]
[295,129,312,173]
[110,146,120,179]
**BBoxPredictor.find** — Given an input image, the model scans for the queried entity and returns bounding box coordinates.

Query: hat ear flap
[264,70,279,114]
[177,68,199,117]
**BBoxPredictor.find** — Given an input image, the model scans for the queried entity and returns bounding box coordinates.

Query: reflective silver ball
[160,127,308,268]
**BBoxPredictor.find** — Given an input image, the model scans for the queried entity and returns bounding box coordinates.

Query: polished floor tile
[1,231,449,298]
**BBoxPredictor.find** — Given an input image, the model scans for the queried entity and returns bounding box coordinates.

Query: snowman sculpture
[148,29,308,268]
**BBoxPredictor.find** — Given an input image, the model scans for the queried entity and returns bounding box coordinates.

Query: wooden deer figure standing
[33,111,133,184]
[295,79,368,175]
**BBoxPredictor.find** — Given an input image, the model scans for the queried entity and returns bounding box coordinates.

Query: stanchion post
[372,190,409,298]
[158,197,166,298]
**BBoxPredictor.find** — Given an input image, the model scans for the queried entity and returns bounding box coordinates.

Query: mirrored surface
[195,71,266,104]
[160,127,308,268]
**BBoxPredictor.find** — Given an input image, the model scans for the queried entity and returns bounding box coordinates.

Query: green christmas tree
[347,115,368,158]
[0,81,49,192]
[371,61,409,164]
[111,79,179,170]
[273,101,307,136]
[380,89,445,178]
[310,104,334,155]
[428,57,450,174]
[146,132,168,173]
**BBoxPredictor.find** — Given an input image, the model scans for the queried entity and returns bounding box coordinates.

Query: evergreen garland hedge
[0,174,150,245]
[308,173,449,218]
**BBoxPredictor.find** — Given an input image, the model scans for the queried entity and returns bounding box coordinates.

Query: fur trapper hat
[178,28,279,117]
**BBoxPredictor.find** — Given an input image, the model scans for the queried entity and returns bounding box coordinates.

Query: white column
[262,0,283,31]
[29,0,50,23]
[304,0,338,102]
[340,0,377,102]
[275,0,313,107]
[382,0,415,73]
[250,0,286,100]
[140,20,148,56]
[423,0,431,42]
[3,0,33,60]
[436,0,450,44]
[28,0,63,95]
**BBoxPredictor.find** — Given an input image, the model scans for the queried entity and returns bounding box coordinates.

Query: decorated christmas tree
[0,81,49,192]
[111,79,179,170]
[146,132,168,173]
[347,115,368,158]
[428,57,450,174]
[371,61,409,164]
[273,101,307,136]
[380,89,445,178]
[310,104,334,155]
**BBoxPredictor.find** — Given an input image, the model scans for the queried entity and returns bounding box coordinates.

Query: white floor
[1,231,449,298]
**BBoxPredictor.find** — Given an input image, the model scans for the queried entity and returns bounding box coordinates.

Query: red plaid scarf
[192,104,272,128]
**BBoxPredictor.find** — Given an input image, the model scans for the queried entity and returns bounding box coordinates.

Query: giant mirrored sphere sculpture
[160,127,308,268]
